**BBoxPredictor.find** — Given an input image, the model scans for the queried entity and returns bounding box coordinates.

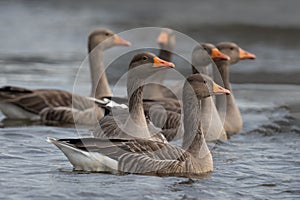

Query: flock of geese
[0,28,256,177]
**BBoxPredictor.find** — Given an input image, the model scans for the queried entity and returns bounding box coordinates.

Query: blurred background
[1,0,300,89]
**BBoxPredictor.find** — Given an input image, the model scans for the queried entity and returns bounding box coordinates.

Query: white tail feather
[47,137,118,173]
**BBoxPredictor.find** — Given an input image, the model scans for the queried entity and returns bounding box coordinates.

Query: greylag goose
[47,73,230,176]
[93,52,174,142]
[150,45,230,141]
[142,28,180,115]
[0,29,131,124]
[214,42,256,135]
[143,28,176,99]
[192,44,230,141]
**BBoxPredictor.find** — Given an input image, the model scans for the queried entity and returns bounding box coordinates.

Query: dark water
[1,1,300,199]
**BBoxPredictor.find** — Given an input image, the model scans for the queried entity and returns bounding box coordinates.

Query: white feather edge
[86,97,128,109]
[47,137,118,173]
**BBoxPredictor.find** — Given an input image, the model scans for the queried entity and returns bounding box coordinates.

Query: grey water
[0,0,300,199]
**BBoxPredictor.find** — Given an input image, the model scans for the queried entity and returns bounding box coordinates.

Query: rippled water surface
[1,1,300,199]
[1,93,299,199]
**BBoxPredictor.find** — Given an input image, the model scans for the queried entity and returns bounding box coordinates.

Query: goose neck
[159,49,172,62]
[215,61,230,89]
[89,47,112,99]
[182,84,205,158]
[192,65,209,75]
[127,77,147,128]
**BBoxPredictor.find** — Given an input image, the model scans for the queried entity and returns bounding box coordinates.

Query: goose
[192,44,230,141]
[93,52,175,142]
[148,45,230,141]
[0,29,131,124]
[214,42,256,135]
[143,28,176,100]
[47,72,230,176]
[141,28,181,114]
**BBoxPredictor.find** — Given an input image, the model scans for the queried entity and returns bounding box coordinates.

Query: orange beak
[213,82,230,95]
[211,48,230,61]
[113,35,132,46]
[157,31,169,44]
[239,48,256,60]
[153,56,175,68]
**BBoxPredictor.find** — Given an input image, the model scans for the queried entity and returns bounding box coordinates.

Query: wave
[242,104,300,135]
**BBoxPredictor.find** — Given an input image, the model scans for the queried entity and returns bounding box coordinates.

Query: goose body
[0,102,39,120]
[0,29,131,124]
[47,136,212,176]
[0,87,89,119]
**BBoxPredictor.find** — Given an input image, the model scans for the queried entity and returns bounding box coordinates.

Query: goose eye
[204,80,207,84]
[230,47,234,51]
[142,56,148,61]
[105,32,109,36]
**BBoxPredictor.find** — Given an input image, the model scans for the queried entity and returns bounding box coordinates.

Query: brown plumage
[192,43,230,141]
[143,28,176,100]
[93,52,174,143]
[48,72,230,177]
[0,29,131,124]
[148,44,230,141]
[214,42,256,135]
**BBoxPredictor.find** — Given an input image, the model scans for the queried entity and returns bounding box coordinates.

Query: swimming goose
[94,52,175,142]
[47,73,230,176]
[192,44,230,141]
[0,29,131,124]
[143,28,176,99]
[149,44,230,141]
[215,42,256,135]
[142,28,181,116]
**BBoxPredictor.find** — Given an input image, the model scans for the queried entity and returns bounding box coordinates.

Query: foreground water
[1,81,299,199]
[1,0,300,199]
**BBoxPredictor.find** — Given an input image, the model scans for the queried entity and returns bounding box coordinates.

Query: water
[1,1,300,199]
[1,94,299,199]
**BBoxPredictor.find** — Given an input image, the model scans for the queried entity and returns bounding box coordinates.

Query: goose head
[157,28,176,51]
[216,42,256,64]
[186,74,230,99]
[201,43,230,62]
[88,28,131,51]
[128,52,175,81]
[192,44,229,68]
